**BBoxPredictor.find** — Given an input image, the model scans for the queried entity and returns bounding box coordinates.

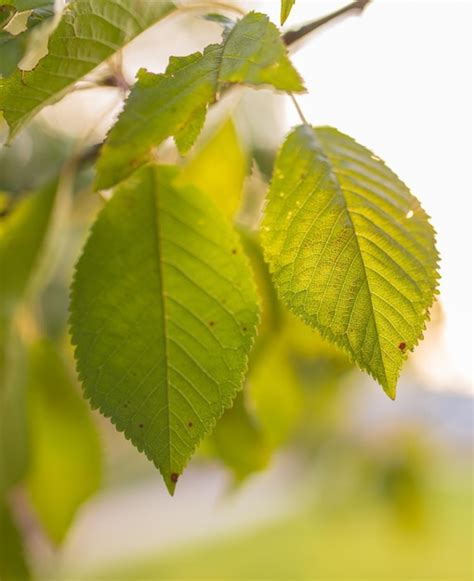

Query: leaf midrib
[149,172,172,479]
[316,130,389,390]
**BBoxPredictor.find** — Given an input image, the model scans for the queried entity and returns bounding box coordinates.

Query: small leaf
[219,11,303,91]
[0,0,176,138]
[280,0,296,25]
[95,11,304,190]
[175,118,247,220]
[70,165,260,494]
[26,340,101,544]
[0,501,30,581]
[262,126,439,398]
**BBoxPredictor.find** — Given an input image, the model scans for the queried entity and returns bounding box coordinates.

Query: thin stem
[177,1,245,17]
[289,93,309,126]
[283,0,372,48]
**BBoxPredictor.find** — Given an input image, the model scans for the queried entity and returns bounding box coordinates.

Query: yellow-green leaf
[280,0,296,25]
[175,119,247,220]
[26,340,102,544]
[261,126,439,398]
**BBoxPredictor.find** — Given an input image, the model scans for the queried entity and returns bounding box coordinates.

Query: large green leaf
[280,0,296,25]
[70,165,260,494]
[26,340,102,544]
[261,125,439,398]
[0,0,175,138]
[0,501,29,581]
[95,11,304,190]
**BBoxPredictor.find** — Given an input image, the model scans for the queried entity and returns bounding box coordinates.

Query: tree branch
[283,0,372,48]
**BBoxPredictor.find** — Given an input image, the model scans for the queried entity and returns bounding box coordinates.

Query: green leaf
[261,126,439,398]
[26,340,101,544]
[0,30,26,77]
[70,165,260,494]
[0,5,54,78]
[1,0,52,10]
[206,391,270,482]
[95,11,304,190]
[0,0,176,138]
[280,0,296,25]
[249,337,302,447]
[0,501,30,581]
[0,5,16,29]
[175,118,247,220]
[0,330,29,496]
[0,179,59,320]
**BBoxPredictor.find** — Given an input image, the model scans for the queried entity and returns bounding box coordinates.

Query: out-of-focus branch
[283,0,372,48]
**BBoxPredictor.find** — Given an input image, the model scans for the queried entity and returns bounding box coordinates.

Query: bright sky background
[246,0,472,392]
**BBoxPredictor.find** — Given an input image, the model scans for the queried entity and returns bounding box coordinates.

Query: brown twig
[283,0,372,48]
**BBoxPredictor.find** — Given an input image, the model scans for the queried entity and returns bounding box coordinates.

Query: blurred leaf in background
[206,391,270,482]
[26,339,102,544]
[0,500,30,581]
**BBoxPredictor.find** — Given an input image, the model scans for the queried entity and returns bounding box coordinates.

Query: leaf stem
[289,93,309,126]
[283,0,372,48]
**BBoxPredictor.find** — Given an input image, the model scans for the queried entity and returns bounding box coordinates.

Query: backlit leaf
[70,165,260,494]
[280,0,296,25]
[95,11,304,190]
[26,340,102,544]
[175,118,247,220]
[261,125,439,398]
[0,0,176,138]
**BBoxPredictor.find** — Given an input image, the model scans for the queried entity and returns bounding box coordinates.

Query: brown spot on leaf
[171,473,179,483]
[209,321,215,327]
[398,342,406,352]
[242,326,247,332]
[231,249,237,255]
[188,421,193,428]
[139,423,144,428]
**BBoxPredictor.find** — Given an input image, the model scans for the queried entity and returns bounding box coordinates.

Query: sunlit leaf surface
[262,125,439,397]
